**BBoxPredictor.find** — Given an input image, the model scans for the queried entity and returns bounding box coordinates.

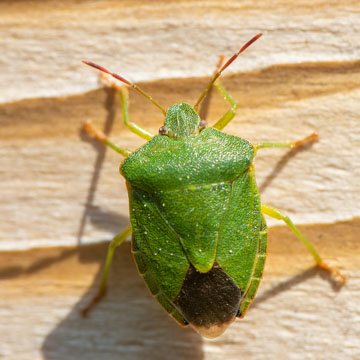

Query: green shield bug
[82,34,346,338]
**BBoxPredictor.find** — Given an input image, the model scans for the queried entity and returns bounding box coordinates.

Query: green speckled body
[121,122,267,330]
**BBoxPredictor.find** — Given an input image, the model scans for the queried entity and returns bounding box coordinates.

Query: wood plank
[1,219,358,360]
[1,0,360,103]
[1,0,360,358]
[1,61,360,249]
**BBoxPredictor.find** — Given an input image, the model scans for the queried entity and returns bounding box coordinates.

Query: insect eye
[158,126,167,135]
[199,120,207,131]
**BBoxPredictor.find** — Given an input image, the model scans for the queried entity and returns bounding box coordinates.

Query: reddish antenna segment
[83,60,166,115]
[194,33,262,111]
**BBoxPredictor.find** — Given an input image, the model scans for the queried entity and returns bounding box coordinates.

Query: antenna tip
[82,61,110,75]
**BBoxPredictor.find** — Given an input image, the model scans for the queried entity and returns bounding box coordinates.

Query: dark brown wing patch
[174,262,242,337]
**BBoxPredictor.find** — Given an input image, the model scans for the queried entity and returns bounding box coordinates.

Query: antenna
[83,61,166,115]
[193,33,262,111]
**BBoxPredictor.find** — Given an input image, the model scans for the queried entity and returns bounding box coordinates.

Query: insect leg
[261,204,346,282]
[100,73,154,140]
[81,225,132,316]
[83,121,132,157]
[255,133,319,150]
[212,81,239,130]
[118,86,154,140]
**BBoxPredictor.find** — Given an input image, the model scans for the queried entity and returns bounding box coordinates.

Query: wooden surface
[1,221,359,360]
[1,1,360,359]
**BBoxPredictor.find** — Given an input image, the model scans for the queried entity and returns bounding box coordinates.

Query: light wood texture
[1,220,359,360]
[2,60,360,249]
[1,0,360,103]
[1,1,360,359]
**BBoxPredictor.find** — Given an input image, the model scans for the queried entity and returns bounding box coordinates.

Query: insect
[82,34,345,338]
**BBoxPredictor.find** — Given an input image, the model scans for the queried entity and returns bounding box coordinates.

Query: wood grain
[1,0,360,103]
[1,219,359,360]
[1,1,359,359]
[2,60,360,249]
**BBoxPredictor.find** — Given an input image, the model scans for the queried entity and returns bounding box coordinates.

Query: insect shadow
[252,265,343,313]
[77,86,119,244]
[40,241,204,360]
[0,88,126,281]
[258,139,317,194]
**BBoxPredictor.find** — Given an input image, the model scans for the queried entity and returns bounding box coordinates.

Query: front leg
[212,81,239,131]
[99,74,154,140]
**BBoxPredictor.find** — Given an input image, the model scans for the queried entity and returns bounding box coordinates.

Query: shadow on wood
[41,242,205,360]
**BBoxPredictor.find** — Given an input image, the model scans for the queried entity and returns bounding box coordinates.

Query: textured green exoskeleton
[123,111,265,335]
[82,34,345,338]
